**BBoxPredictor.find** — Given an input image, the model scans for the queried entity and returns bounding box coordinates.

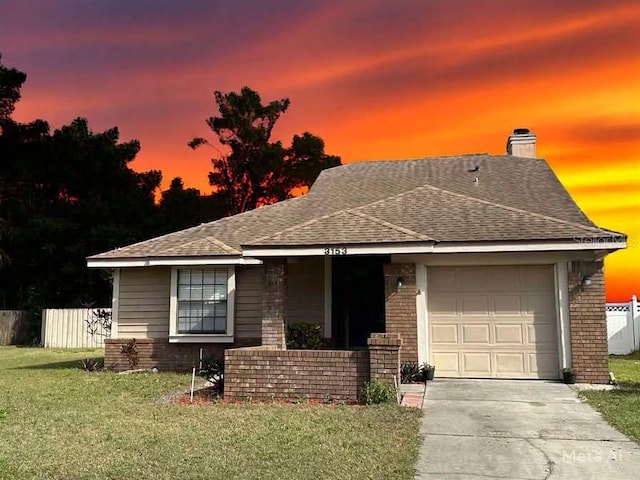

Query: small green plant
[78,358,103,372]
[361,379,397,405]
[200,356,224,393]
[120,338,139,369]
[561,367,577,384]
[286,323,323,349]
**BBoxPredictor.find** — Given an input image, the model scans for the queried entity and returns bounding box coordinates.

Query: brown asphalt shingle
[89,154,622,259]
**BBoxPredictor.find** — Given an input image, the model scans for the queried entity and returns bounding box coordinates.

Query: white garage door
[428,266,559,379]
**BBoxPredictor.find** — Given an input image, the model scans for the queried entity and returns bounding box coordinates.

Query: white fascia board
[241,240,626,257]
[148,257,262,266]
[87,259,148,268]
[241,243,436,257]
[87,257,262,268]
[432,240,626,253]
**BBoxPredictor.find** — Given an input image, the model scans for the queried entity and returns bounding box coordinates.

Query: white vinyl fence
[41,308,111,348]
[607,296,640,355]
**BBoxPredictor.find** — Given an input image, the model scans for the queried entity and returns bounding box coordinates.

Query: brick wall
[262,259,287,349]
[383,263,418,363]
[368,333,402,385]
[104,337,260,371]
[568,260,609,384]
[224,346,369,402]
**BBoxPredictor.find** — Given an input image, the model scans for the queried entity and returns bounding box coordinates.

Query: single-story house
[88,129,626,399]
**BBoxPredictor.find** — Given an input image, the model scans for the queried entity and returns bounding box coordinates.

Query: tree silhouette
[190,87,341,215]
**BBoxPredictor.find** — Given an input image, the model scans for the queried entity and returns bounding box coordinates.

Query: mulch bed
[173,388,359,406]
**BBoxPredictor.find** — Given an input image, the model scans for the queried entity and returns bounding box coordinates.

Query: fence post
[632,295,639,351]
[40,310,46,347]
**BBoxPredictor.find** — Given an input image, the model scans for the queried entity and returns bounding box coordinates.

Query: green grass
[0,347,421,480]
[581,350,640,442]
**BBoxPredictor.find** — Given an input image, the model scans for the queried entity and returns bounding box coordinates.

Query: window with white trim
[170,267,235,341]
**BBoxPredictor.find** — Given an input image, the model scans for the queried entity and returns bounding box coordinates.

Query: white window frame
[169,266,235,343]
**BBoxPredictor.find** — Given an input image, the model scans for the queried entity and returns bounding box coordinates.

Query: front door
[332,256,387,348]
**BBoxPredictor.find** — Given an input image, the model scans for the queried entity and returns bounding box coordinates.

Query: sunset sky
[2,0,638,301]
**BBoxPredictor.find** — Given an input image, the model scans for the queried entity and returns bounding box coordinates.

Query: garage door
[428,266,559,379]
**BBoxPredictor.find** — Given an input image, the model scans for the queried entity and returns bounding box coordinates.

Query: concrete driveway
[415,379,640,479]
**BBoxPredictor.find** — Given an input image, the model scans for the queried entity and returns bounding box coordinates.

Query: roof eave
[87,255,262,268]
[241,237,627,257]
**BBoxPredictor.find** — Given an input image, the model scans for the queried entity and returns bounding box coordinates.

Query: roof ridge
[248,209,346,243]
[342,153,490,166]
[205,236,241,255]
[414,184,607,234]
[248,208,430,245]
[346,210,433,241]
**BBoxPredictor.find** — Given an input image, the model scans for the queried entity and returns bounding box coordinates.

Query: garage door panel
[494,324,524,344]
[428,265,559,379]
[461,324,490,343]
[487,268,520,290]
[521,267,554,291]
[460,269,488,291]
[433,352,459,373]
[529,353,559,377]
[525,294,555,314]
[493,295,521,314]
[462,352,491,375]
[495,353,526,375]
[527,323,557,346]
[431,324,458,343]
[461,296,489,315]
[429,295,457,315]
[429,269,456,291]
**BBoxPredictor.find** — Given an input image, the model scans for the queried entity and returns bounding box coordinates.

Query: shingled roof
[88,154,622,260]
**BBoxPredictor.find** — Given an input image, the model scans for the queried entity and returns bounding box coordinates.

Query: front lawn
[0,347,421,480]
[581,350,640,442]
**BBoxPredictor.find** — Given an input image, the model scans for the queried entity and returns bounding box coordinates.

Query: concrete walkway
[415,379,640,479]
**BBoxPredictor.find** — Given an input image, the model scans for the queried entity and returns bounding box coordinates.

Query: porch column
[384,263,418,363]
[568,260,609,384]
[262,258,288,349]
[368,333,402,385]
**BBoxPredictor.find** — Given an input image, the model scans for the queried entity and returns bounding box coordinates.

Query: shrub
[400,362,422,383]
[120,338,139,369]
[286,323,323,350]
[200,356,224,393]
[84,308,112,338]
[79,357,103,372]
[361,379,397,405]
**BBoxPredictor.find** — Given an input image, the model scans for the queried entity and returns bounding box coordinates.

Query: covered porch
[262,255,419,358]
[223,256,419,402]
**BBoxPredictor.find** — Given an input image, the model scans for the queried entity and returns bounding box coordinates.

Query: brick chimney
[506,128,536,158]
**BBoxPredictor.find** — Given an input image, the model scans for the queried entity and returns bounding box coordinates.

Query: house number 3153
[324,247,347,255]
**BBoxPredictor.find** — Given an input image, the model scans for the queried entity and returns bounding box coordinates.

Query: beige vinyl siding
[286,258,324,332]
[235,266,263,339]
[117,267,171,338]
[115,261,323,341]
